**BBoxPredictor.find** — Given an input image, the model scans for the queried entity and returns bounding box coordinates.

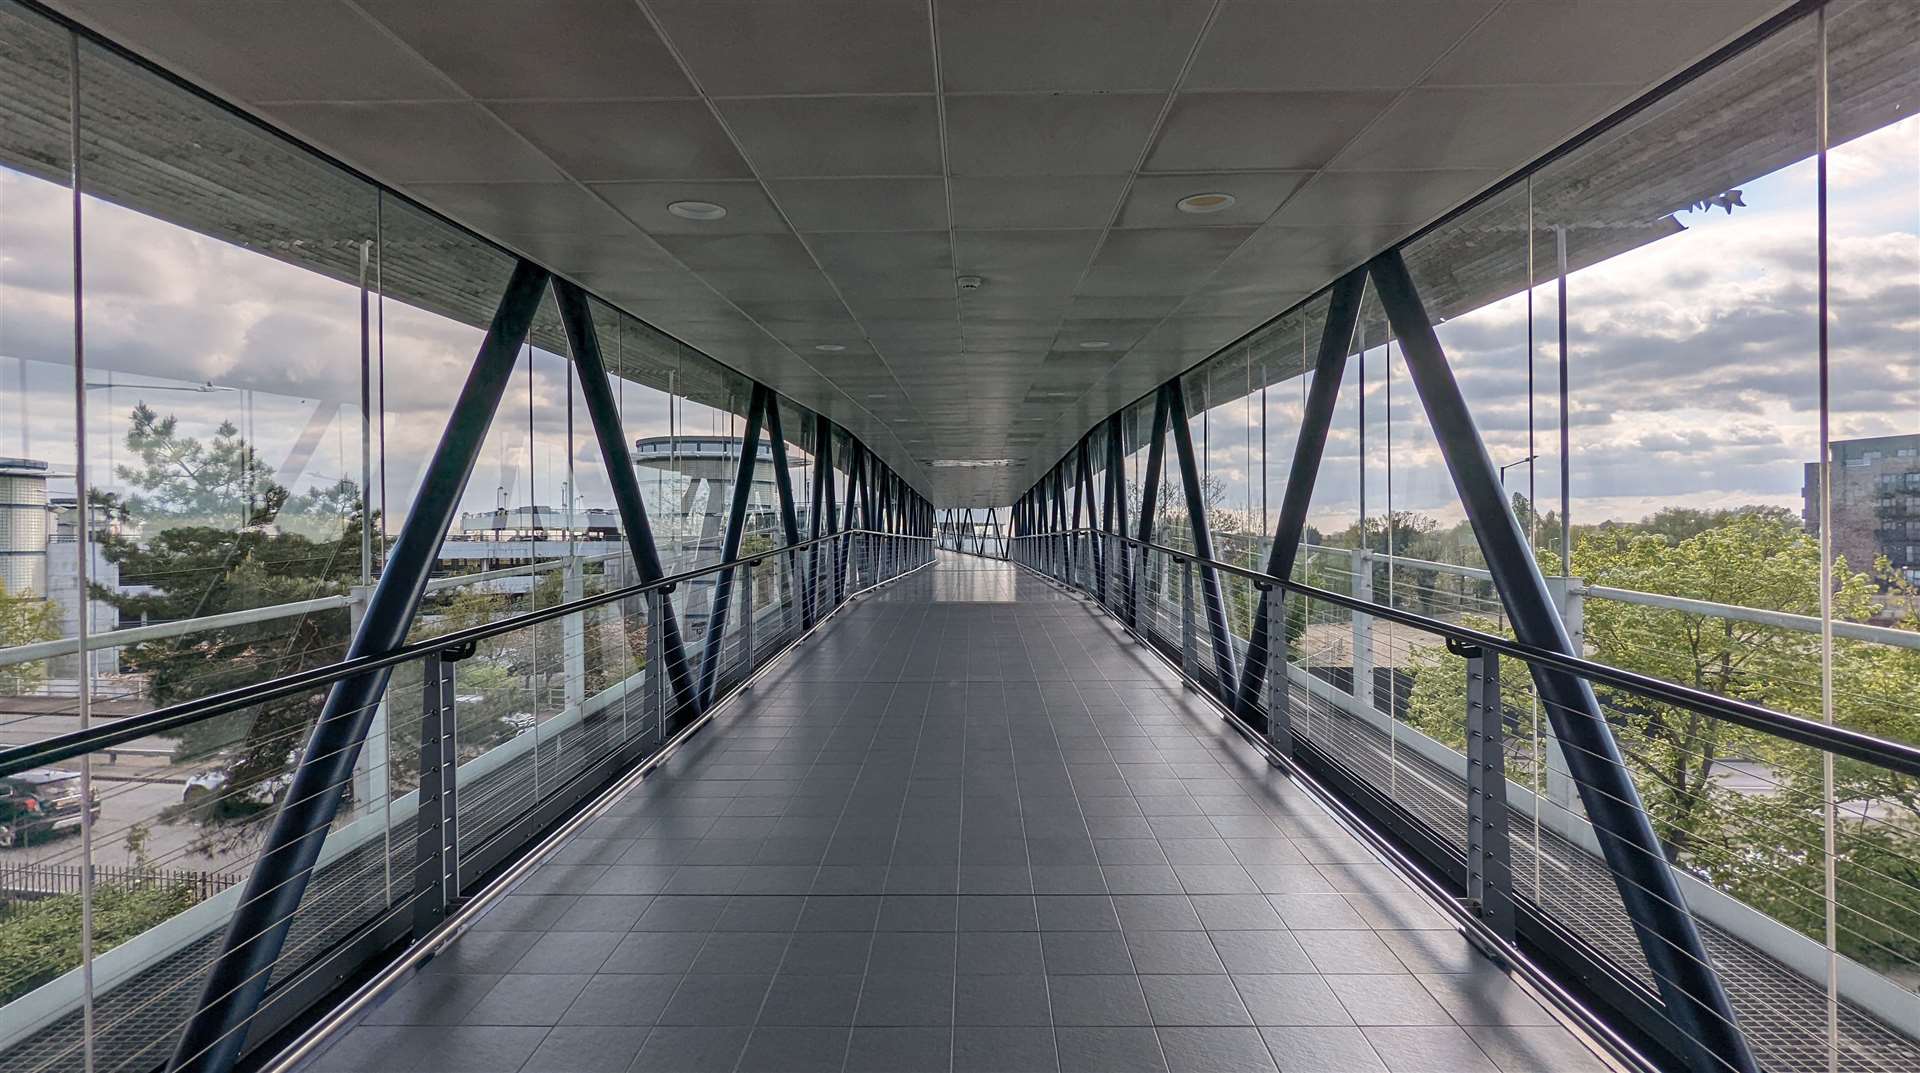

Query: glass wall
[0,1,925,1065]
[1021,3,1919,1065]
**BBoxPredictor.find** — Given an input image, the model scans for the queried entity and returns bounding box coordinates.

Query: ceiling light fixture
[667,200,727,221]
[1176,192,1236,215]
[813,343,846,352]
[956,275,984,291]
[1077,340,1110,350]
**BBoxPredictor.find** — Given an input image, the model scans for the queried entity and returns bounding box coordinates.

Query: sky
[1,109,1915,546]
[1176,114,1919,537]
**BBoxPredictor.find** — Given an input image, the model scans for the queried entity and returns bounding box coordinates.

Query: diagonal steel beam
[760,394,803,633]
[695,383,768,706]
[171,261,552,1073]
[1234,267,1366,722]
[553,279,697,715]
[1166,377,1237,697]
[1368,249,1756,1073]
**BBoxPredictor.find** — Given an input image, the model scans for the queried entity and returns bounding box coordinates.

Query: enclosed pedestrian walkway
[306,553,1605,1073]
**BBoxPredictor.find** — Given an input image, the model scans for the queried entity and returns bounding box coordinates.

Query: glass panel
[1825,0,1920,1031]
[0,0,76,1031]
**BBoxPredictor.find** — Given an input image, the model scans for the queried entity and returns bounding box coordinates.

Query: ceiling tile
[1334,86,1633,171]
[360,0,693,99]
[405,181,635,236]
[833,270,961,299]
[716,96,942,178]
[695,268,840,301]
[1424,1,1771,87]
[491,100,751,181]
[1146,92,1397,171]
[1066,294,1183,319]
[1269,169,1499,227]
[937,0,1213,92]
[56,0,455,103]
[1091,227,1257,271]
[591,180,791,234]
[768,178,949,231]
[809,232,954,276]
[1187,0,1496,91]
[953,230,1103,293]
[1116,172,1310,228]
[263,101,562,183]
[651,232,819,271]
[648,0,934,96]
[948,175,1131,229]
[946,95,1163,176]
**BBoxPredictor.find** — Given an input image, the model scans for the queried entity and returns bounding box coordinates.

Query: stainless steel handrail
[1013,528,1920,779]
[0,529,932,779]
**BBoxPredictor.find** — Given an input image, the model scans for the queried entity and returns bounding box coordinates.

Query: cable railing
[1008,527,1920,1073]
[0,528,933,1073]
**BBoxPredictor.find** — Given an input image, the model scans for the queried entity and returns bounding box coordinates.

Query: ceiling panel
[646,0,934,96]
[716,96,943,178]
[1147,92,1398,171]
[589,180,790,234]
[47,0,1783,504]
[945,95,1164,176]
[359,0,693,100]
[492,100,752,181]
[949,175,1132,229]
[936,0,1213,93]
[1187,0,1498,91]
[768,177,950,232]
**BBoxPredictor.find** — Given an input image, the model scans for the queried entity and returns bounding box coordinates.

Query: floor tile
[1047,974,1152,1026]
[1157,1025,1279,1072]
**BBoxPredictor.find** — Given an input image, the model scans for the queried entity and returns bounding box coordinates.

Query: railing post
[740,560,755,688]
[1130,544,1145,637]
[563,556,586,712]
[1261,585,1291,760]
[1180,557,1196,688]
[1457,638,1515,942]
[412,650,460,938]
[1351,547,1374,707]
[647,588,667,744]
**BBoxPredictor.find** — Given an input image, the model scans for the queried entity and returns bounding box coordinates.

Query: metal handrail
[1017,528,1920,779]
[0,528,931,780]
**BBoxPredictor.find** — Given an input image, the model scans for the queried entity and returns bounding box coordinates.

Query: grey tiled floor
[309,554,1609,1073]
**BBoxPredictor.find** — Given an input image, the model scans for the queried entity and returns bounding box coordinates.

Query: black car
[0,769,100,848]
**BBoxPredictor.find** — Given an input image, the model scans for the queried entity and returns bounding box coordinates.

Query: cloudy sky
[2,112,1914,549]
[1172,114,1918,538]
[0,163,820,547]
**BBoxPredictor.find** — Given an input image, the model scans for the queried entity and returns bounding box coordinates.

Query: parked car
[0,769,101,848]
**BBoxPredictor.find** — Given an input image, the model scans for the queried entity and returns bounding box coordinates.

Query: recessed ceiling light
[1176,192,1236,215]
[667,200,727,220]
[813,343,846,352]
[956,275,984,291]
[1077,340,1110,350]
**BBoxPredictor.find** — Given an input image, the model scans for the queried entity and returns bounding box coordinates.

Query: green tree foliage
[0,584,61,694]
[0,881,200,1003]
[1398,510,1920,971]
[94,405,367,815]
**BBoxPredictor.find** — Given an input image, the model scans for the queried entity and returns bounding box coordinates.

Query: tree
[95,405,368,826]
[116,402,286,528]
[0,584,61,695]
[1398,510,1920,971]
